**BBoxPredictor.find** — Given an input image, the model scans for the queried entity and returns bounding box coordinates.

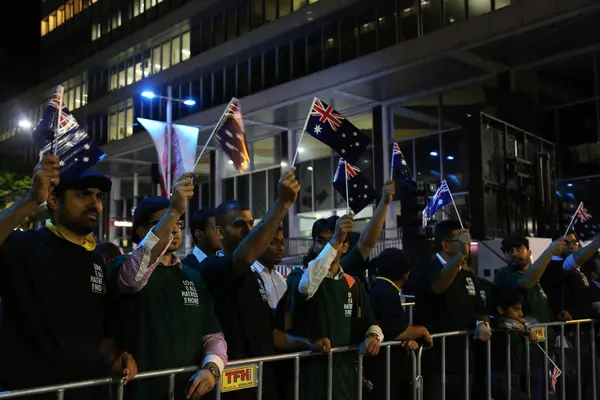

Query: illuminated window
[74,86,81,109]
[127,60,134,85]
[110,68,118,91]
[111,11,122,30]
[126,106,133,137]
[49,12,56,31]
[66,1,74,19]
[171,36,181,66]
[161,42,171,70]
[81,83,87,106]
[68,88,75,110]
[41,18,49,36]
[153,46,161,73]
[74,0,82,14]
[118,66,126,89]
[181,32,191,61]
[57,6,65,26]
[109,113,118,142]
[91,22,101,41]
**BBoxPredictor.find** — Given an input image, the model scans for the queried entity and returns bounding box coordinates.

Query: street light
[18,119,32,129]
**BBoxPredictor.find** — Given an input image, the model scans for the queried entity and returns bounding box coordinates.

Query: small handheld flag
[333,159,377,215]
[422,180,463,228]
[33,86,106,180]
[301,97,371,165]
[390,142,412,182]
[564,202,599,240]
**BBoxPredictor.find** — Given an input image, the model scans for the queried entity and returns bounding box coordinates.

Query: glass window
[307,31,322,74]
[49,11,56,31]
[118,65,126,88]
[277,44,291,84]
[74,0,82,14]
[126,107,133,137]
[225,65,236,100]
[81,83,87,106]
[135,57,143,82]
[468,0,490,18]
[226,8,237,41]
[297,160,313,212]
[68,88,75,110]
[133,0,141,16]
[378,0,397,49]
[323,22,339,68]
[66,1,74,19]
[414,133,441,188]
[142,51,151,77]
[153,45,161,73]
[250,55,262,93]
[57,6,65,26]
[41,18,49,36]
[293,0,306,11]
[161,42,171,70]
[109,113,118,141]
[238,60,249,97]
[171,36,181,65]
[267,168,280,207]
[422,0,443,34]
[253,137,278,170]
[292,37,306,79]
[279,0,291,18]
[238,1,250,35]
[118,110,126,139]
[340,18,357,62]
[446,0,466,24]
[313,157,333,211]
[74,86,81,109]
[251,0,263,29]
[214,69,224,105]
[214,13,225,45]
[251,171,268,218]
[181,32,191,61]
[127,60,134,85]
[264,50,276,89]
[202,20,212,51]
[296,131,332,163]
[399,0,419,41]
[441,128,468,193]
[358,9,377,56]
[265,0,277,22]
[201,74,211,109]
[237,175,250,206]
[223,177,234,201]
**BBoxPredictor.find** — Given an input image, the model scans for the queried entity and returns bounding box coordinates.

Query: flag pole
[291,97,316,167]
[445,181,464,229]
[345,160,350,215]
[193,98,234,168]
[536,343,562,374]
[51,86,63,155]
[389,146,394,180]
[564,202,582,236]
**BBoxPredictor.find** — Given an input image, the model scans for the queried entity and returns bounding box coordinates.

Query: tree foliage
[0,172,32,210]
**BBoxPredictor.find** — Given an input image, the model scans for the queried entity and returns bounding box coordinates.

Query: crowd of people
[0,155,599,400]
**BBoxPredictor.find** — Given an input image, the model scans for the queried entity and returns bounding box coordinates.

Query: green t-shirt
[107,258,222,400]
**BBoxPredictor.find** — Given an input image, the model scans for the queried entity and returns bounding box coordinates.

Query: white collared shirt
[251,261,288,310]
[193,246,208,264]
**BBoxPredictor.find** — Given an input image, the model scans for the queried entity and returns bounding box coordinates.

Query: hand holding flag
[565,202,599,240]
[33,86,106,181]
[422,180,463,228]
[390,142,412,183]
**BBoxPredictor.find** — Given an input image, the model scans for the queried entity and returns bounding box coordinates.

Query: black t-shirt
[367,279,412,394]
[413,257,486,374]
[199,254,280,400]
[541,258,596,320]
[0,228,108,395]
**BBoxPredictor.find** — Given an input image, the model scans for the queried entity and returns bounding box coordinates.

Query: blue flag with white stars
[33,86,106,180]
[332,159,377,215]
[303,97,371,164]
[422,180,453,227]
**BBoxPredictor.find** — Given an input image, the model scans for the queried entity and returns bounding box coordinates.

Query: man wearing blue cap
[0,155,136,399]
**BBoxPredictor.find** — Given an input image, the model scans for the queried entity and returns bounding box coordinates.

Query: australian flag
[216,98,250,173]
[32,86,106,180]
[303,97,371,164]
[549,365,561,393]
[572,203,599,241]
[333,159,377,215]
[422,180,453,227]
[391,142,413,183]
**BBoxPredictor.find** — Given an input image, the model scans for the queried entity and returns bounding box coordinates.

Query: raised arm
[118,174,194,293]
[517,239,565,289]
[231,168,299,274]
[431,230,470,294]
[566,234,600,271]
[0,155,58,248]
[356,180,396,260]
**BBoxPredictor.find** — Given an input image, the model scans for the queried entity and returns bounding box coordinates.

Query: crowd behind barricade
[0,156,599,399]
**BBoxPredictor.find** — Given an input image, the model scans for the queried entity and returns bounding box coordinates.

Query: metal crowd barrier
[0,319,596,400]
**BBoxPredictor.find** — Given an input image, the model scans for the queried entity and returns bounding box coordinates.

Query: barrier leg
[294,356,300,400]
[506,332,511,400]
[216,378,222,400]
[465,336,470,400]
[56,389,64,400]
[357,353,363,400]
[441,337,446,400]
[486,340,492,400]
[327,352,333,400]
[591,324,597,399]
[525,339,531,398]
[576,323,581,400]
[385,345,391,400]
[561,324,566,400]
[168,374,175,400]
[117,380,124,400]
[257,361,263,400]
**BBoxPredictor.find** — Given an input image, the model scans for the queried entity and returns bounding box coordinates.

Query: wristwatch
[203,362,221,383]
[366,332,380,341]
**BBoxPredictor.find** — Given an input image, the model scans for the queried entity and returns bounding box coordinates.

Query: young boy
[491,286,540,400]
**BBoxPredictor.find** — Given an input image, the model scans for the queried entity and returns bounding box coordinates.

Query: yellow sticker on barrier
[221,365,258,392]
[532,327,546,342]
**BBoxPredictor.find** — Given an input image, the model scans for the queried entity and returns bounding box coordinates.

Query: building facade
[1,0,599,250]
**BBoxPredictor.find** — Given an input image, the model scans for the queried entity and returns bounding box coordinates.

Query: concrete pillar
[286,129,299,238]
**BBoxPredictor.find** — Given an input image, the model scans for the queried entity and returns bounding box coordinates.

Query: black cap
[501,233,529,252]
[131,196,171,243]
[54,169,112,194]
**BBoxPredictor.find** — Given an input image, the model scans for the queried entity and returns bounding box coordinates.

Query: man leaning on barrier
[107,173,227,400]
[0,155,137,399]
[292,214,384,400]
[412,220,491,400]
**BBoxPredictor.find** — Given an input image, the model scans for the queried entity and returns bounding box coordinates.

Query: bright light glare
[297,147,305,153]
[141,91,156,99]
[430,151,438,157]
[228,160,234,165]
[307,166,313,171]
[18,120,32,129]
[183,99,196,106]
